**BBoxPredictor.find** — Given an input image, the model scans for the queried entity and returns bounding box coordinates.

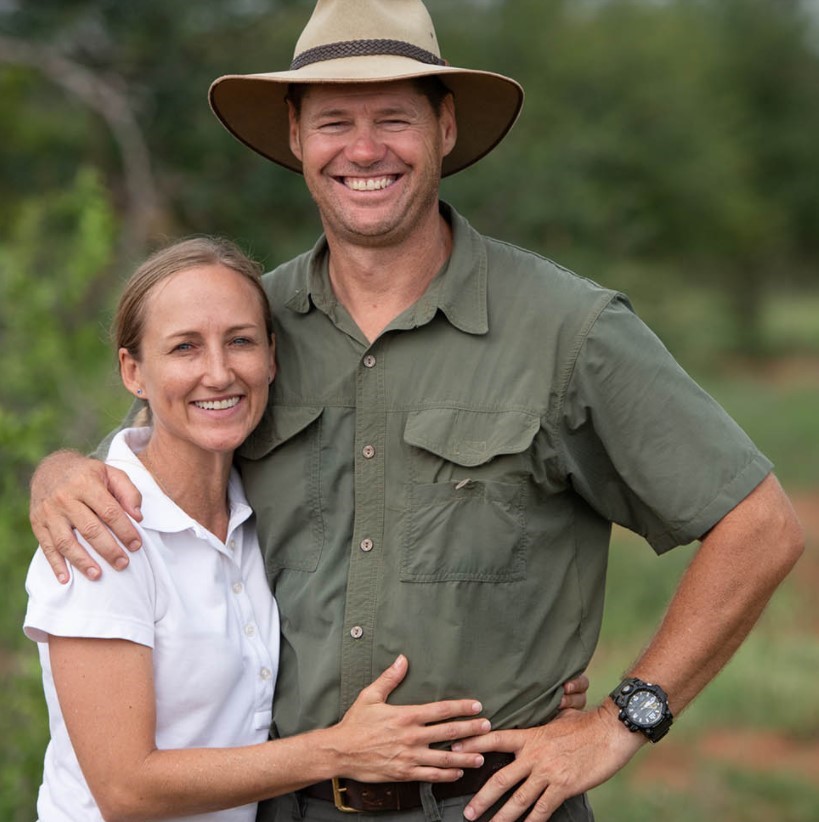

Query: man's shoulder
[261,247,315,292]
[485,234,607,293]
[477,232,622,326]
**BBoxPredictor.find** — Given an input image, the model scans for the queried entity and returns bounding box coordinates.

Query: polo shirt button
[232,582,244,594]
[363,354,376,368]
[350,625,364,639]
[260,667,273,680]
[360,538,374,552]
[362,445,375,459]
[244,624,256,637]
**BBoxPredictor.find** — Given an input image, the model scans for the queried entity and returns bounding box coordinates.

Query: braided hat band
[291,39,446,71]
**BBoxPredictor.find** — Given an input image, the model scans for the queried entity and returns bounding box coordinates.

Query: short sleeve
[557,295,772,552]
[24,531,157,647]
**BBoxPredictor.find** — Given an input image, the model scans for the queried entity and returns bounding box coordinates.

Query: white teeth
[194,397,240,410]
[345,176,396,191]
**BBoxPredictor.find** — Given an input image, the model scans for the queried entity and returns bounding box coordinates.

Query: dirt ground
[633,490,819,787]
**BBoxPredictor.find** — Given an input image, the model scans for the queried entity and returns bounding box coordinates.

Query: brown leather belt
[301,752,514,813]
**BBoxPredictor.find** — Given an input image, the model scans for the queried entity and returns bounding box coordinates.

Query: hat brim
[208,57,523,177]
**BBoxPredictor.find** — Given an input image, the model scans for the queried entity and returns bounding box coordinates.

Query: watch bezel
[610,677,673,743]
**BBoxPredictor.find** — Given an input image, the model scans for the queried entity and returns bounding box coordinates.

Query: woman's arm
[50,639,489,822]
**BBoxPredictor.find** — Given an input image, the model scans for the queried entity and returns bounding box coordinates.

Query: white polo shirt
[25,427,280,822]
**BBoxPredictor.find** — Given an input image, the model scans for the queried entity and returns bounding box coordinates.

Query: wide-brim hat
[208,0,524,177]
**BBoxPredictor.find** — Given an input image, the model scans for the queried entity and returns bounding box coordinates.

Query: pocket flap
[238,404,323,460]
[404,408,540,467]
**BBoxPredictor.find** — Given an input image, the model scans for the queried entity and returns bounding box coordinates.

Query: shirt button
[244,624,256,638]
[229,539,237,550]
[362,445,375,459]
[360,538,374,552]
[350,625,364,639]
[260,667,273,680]
[363,354,376,368]
[232,582,244,594]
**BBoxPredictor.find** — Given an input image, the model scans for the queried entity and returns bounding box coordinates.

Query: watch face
[626,689,665,727]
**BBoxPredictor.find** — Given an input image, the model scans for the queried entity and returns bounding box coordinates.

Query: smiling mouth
[193,397,241,411]
[343,175,398,191]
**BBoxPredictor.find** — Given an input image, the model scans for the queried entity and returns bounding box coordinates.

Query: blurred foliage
[1,0,818,819]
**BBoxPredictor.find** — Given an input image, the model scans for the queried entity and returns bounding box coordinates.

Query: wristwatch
[609,677,673,742]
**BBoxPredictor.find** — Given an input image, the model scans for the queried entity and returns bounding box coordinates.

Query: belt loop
[292,790,307,821]
[419,783,443,822]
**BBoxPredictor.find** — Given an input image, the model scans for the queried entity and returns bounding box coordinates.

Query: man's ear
[288,101,303,162]
[440,93,458,159]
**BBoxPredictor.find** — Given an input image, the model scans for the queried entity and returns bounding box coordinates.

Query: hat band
[291,38,446,71]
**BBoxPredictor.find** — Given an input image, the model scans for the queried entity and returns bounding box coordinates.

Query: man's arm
[455,473,804,822]
[29,449,143,583]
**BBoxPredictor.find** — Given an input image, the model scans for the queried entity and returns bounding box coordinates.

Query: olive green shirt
[235,203,771,740]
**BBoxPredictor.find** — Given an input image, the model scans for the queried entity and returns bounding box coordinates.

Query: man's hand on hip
[29,449,143,583]
[453,704,643,822]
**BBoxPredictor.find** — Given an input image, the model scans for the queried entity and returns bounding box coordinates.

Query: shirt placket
[221,525,276,728]
[339,343,387,711]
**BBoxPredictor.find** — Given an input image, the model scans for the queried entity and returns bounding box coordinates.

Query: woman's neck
[138,437,233,543]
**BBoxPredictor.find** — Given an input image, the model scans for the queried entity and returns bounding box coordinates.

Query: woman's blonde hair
[113,236,273,426]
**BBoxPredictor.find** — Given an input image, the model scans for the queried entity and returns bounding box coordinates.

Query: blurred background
[1,1,817,819]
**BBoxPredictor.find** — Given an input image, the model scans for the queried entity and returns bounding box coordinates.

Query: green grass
[589,527,819,733]
[590,763,819,822]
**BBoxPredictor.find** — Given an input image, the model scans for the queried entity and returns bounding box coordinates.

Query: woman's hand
[331,655,491,783]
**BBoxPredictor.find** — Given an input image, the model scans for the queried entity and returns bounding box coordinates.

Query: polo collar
[104,429,253,539]
[284,202,489,336]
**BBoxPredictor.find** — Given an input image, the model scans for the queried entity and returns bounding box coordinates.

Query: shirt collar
[104,428,254,539]
[283,202,489,336]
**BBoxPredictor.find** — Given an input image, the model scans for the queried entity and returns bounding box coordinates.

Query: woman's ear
[119,348,144,399]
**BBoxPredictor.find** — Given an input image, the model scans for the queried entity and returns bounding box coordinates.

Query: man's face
[288,80,457,249]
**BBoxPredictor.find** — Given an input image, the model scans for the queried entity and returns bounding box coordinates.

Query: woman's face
[119,263,275,459]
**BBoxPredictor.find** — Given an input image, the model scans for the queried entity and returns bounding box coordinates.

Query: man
[30,2,803,822]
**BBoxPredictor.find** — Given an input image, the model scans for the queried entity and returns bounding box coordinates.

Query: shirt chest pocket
[400,409,540,583]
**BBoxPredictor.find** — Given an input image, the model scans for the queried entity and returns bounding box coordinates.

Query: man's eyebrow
[313,104,416,119]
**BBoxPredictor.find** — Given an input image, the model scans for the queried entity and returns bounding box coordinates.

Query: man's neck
[324,210,453,343]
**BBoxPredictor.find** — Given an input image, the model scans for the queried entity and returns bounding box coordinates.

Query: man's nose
[345,123,387,165]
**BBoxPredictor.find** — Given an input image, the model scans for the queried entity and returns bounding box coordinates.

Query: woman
[24,237,489,822]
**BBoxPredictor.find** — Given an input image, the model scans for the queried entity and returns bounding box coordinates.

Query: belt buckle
[331,778,359,813]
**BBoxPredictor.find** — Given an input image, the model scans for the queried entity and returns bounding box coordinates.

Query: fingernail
[452,742,463,752]
[475,755,484,767]
[114,557,129,570]
[57,572,68,585]
[129,540,141,551]
[480,719,491,731]
[464,806,476,820]
[86,567,100,580]
[472,701,482,713]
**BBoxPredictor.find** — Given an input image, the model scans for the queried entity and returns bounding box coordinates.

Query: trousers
[255,788,594,822]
